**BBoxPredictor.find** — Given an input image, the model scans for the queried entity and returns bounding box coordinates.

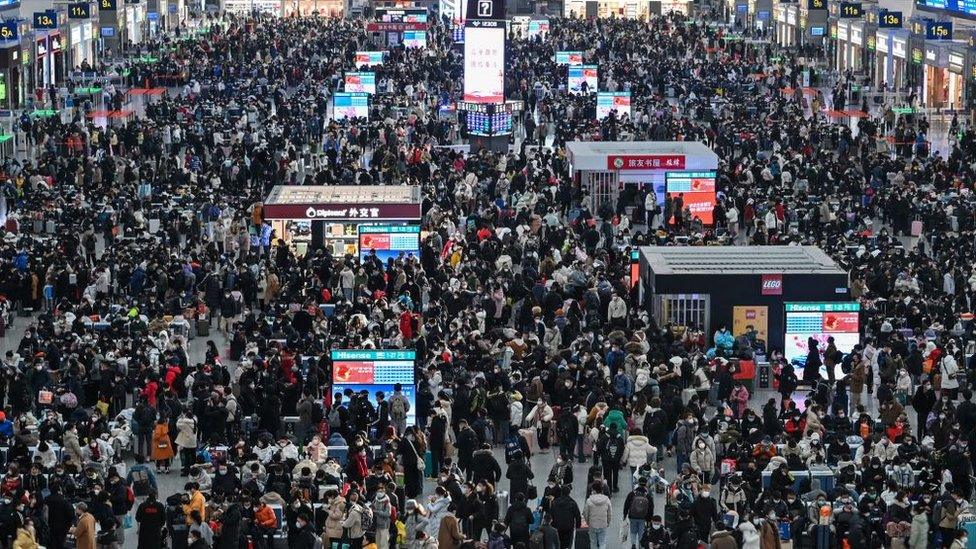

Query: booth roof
[565,140,719,171]
[264,185,422,205]
[639,245,845,276]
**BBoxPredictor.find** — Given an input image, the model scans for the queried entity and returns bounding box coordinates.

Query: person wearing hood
[582,481,612,549]
[709,522,738,549]
[690,438,716,483]
[469,443,502,486]
[908,503,929,549]
[621,428,655,486]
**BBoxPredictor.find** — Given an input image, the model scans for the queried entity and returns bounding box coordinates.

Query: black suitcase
[575,527,590,549]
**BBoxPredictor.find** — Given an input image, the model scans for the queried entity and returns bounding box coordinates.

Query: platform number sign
[68,3,91,18]
[807,0,826,10]
[879,10,902,28]
[926,21,952,40]
[32,12,57,29]
[99,0,117,10]
[0,22,16,41]
[840,2,862,17]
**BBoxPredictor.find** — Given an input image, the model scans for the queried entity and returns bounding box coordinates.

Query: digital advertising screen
[354,51,384,68]
[463,20,505,103]
[555,51,583,65]
[916,0,976,16]
[332,92,369,120]
[359,225,421,262]
[331,349,416,425]
[784,302,861,378]
[466,110,513,136]
[403,30,427,48]
[452,23,465,43]
[377,8,428,22]
[528,19,550,37]
[596,91,632,119]
[664,170,717,224]
[568,65,598,94]
[345,72,376,94]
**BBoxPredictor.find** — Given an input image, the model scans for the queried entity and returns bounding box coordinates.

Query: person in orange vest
[252,499,278,549]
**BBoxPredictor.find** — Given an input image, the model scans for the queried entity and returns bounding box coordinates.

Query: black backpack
[505,435,524,461]
[310,402,324,425]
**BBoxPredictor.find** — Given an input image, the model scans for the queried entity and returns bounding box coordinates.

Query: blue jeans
[629,519,646,548]
[588,527,608,549]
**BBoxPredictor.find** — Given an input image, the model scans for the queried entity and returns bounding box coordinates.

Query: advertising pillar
[462,0,509,153]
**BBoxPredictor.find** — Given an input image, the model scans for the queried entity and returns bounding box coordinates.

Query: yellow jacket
[183,490,206,525]
[13,527,38,549]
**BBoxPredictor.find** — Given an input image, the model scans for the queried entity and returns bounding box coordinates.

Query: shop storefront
[920,41,964,110]
[123,2,145,46]
[564,0,688,18]
[262,186,422,257]
[286,0,344,16]
[222,0,283,15]
[34,29,66,89]
[875,29,909,91]
[850,20,875,78]
[775,5,799,48]
[0,37,24,110]
[68,21,94,70]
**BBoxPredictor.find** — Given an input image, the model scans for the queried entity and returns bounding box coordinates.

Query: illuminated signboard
[332,92,369,120]
[33,11,57,29]
[68,2,91,18]
[0,22,17,40]
[916,0,976,18]
[810,26,825,36]
[99,0,117,10]
[403,30,427,48]
[354,51,384,68]
[596,91,631,119]
[926,20,952,39]
[630,250,640,288]
[464,20,504,103]
[568,65,598,94]
[878,10,902,27]
[784,302,860,378]
[359,225,421,262]
[376,8,427,22]
[807,0,826,9]
[331,349,416,425]
[527,19,549,37]
[839,2,862,17]
[344,72,376,94]
[665,170,717,225]
[555,51,583,65]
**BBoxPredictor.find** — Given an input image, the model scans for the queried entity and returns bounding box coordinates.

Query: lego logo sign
[761,274,783,295]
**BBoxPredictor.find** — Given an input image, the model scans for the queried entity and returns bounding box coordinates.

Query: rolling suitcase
[497,490,509,519]
[197,319,210,337]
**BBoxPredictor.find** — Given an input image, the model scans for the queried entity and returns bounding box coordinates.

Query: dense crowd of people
[0,6,972,549]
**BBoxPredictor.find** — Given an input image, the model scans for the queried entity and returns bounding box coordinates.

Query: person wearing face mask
[908,503,929,549]
[913,381,937,439]
[690,484,718,542]
[642,514,673,549]
[674,414,697,475]
[372,483,393,549]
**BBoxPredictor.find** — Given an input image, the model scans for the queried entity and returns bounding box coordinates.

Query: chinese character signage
[607,155,686,170]
[262,202,422,221]
[464,20,504,103]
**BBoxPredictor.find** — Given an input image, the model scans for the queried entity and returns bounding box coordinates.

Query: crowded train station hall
[0,0,970,547]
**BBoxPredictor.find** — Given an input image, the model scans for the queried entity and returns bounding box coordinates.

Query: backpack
[505,435,524,461]
[630,493,649,518]
[528,530,545,549]
[360,505,374,534]
[390,394,408,419]
[328,406,342,429]
[489,535,507,549]
[310,402,324,425]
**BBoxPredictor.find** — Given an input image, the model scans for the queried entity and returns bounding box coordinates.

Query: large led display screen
[664,170,717,224]
[555,51,583,65]
[784,302,860,378]
[332,92,369,120]
[332,349,416,425]
[568,65,598,94]
[359,225,421,262]
[528,19,549,37]
[916,0,976,17]
[463,20,505,103]
[403,30,427,48]
[355,51,384,68]
[345,72,376,94]
[596,92,631,119]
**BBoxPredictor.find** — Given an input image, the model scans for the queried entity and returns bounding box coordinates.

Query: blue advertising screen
[331,349,416,425]
[359,225,421,263]
[332,92,369,120]
[917,0,976,17]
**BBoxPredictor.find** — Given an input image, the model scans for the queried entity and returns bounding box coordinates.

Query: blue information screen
[917,0,976,16]
[331,350,416,425]
[358,225,421,263]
